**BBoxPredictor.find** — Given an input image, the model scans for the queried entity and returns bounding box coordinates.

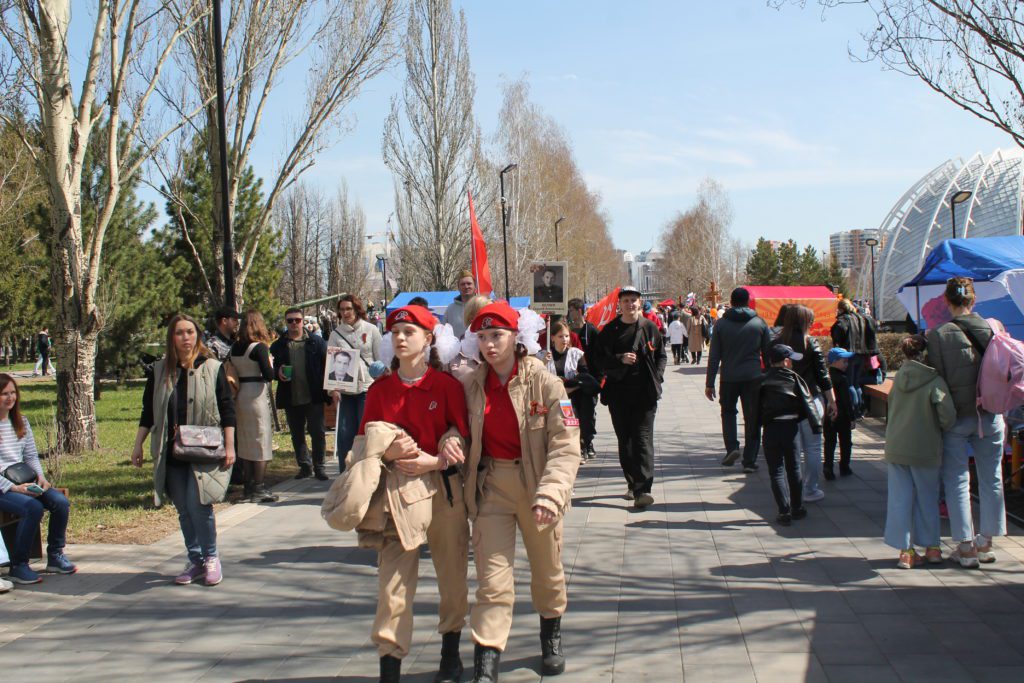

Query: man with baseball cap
[758,343,822,525]
[594,285,667,509]
[208,308,240,361]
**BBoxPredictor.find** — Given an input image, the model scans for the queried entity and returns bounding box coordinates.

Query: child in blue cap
[824,347,857,479]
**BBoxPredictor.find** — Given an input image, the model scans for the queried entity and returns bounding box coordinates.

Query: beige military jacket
[321,420,463,551]
[462,355,581,526]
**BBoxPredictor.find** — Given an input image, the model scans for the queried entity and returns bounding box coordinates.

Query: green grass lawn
[2,362,39,373]
[15,379,303,544]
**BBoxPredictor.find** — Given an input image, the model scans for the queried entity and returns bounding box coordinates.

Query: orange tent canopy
[744,286,839,336]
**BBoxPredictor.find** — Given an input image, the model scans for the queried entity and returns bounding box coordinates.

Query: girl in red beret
[366,306,471,683]
[460,302,581,682]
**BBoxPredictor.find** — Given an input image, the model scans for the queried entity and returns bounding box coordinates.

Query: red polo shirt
[483,361,523,460]
[358,368,468,454]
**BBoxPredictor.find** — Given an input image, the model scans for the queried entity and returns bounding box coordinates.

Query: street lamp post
[864,237,879,320]
[212,0,234,310]
[950,190,972,241]
[499,163,518,301]
[377,255,389,305]
[554,216,565,260]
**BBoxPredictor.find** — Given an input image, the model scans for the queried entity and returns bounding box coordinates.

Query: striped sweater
[0,417,43,492]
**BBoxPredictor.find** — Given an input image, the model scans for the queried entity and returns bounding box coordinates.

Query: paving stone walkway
[3,362,1024,682]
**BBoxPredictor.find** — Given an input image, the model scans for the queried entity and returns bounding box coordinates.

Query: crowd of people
[0,270,1016,681]
[702,281,1008,569]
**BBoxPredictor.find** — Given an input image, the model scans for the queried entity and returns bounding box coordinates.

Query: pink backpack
[954,318,1024,416]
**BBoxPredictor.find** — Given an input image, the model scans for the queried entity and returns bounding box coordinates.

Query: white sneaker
[0,577,12,593]
[803,489,826,503]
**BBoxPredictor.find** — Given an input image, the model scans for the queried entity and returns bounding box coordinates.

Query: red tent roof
[744,286,836,300]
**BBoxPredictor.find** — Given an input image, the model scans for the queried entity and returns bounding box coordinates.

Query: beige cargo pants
[372,471,470,659]
[470,458,567,651]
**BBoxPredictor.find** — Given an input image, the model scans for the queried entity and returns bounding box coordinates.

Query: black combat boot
[435,630,463,683]
[540,616,565,675]
[380,655,401,682]
[471,643,500,683]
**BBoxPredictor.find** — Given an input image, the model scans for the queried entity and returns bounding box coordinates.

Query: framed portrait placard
[529,261,568,315]
[324,347,359,393]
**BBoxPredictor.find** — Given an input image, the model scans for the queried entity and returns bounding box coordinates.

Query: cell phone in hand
[26,484,44,495]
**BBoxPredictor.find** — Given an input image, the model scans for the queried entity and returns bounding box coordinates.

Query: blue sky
[74,1,1017,255]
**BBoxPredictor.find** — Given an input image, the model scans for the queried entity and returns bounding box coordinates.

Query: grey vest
[150,358,230,507]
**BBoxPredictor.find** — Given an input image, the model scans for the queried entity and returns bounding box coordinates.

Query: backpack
[952,319,1024,416]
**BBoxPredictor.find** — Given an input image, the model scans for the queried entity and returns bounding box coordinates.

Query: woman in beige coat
[686,305,704,364]
[461,302,581,682]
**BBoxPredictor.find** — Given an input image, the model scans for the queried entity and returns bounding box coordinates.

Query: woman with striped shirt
[0,374,76,584]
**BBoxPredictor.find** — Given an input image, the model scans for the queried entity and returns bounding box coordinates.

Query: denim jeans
[165,464,218,564]
[719,378,762,466]
[335,392,366,473]
[0,487,70,563]
[941,413,1006,542]
[884,463,940,550]
[763,420,802,514]
[794,395,824,496]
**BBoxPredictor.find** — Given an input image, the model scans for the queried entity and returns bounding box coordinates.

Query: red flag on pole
[468,191,493,296]
[586,287,621,331]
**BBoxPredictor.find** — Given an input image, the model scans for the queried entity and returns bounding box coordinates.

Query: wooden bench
[863,378,893,419]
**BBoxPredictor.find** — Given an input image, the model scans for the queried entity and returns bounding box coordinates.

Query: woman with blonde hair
[131,314,236,586]
[448,294,491,381]
[461,302,580,681]
[231,310,278,503]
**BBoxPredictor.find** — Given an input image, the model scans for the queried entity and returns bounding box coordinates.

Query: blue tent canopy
[386,292,531,325]
[903,236,1024,286]
[897,236,1024,339]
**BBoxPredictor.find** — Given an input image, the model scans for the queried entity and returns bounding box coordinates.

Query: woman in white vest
[328,294,382,471]
[130,314,236,586]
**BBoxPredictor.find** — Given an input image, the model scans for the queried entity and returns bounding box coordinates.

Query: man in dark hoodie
[705,287,772,472]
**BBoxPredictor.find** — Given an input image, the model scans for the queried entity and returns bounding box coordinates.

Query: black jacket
[831,312,878,355]
[781,335,832,397]
[828,366,855,423]
[758,366,822,433]
[270,333,331,408]
[706,307,771,386]
[595,316,667,402]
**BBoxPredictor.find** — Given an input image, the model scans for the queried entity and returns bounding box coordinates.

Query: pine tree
[159,132,284,323]
[798,245,825,285]
[777,240,800,285]
[745,238,779,284]
[823,254,850,297]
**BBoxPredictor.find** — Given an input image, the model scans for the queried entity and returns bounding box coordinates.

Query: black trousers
[607,396,657,494]
[571,392,597,446]
[284,403,326,468]
[671,343,683,363]
[719,379,762,466]
[824,416,853,471]
[763,420,802,514]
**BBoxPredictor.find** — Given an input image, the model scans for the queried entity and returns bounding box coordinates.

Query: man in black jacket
[705,287,772,472]
[270,307,332,480]
[595,286,667,508]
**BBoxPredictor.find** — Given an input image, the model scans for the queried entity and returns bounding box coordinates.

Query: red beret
[470,302,519,333]
[386,306,438,332]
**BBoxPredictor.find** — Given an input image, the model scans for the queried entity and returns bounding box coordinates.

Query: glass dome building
[865,148,1024,322]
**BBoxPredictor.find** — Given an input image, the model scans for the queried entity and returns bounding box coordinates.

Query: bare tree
[0,1,211,452]
[383,0,479,290]
[276,181,370,306]
[781,1,1024,148]
[658,179,737,301]
[158,0,400,307]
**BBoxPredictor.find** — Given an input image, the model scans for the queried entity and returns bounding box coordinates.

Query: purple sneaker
[174,561,206,585]
[203,556,223,586]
